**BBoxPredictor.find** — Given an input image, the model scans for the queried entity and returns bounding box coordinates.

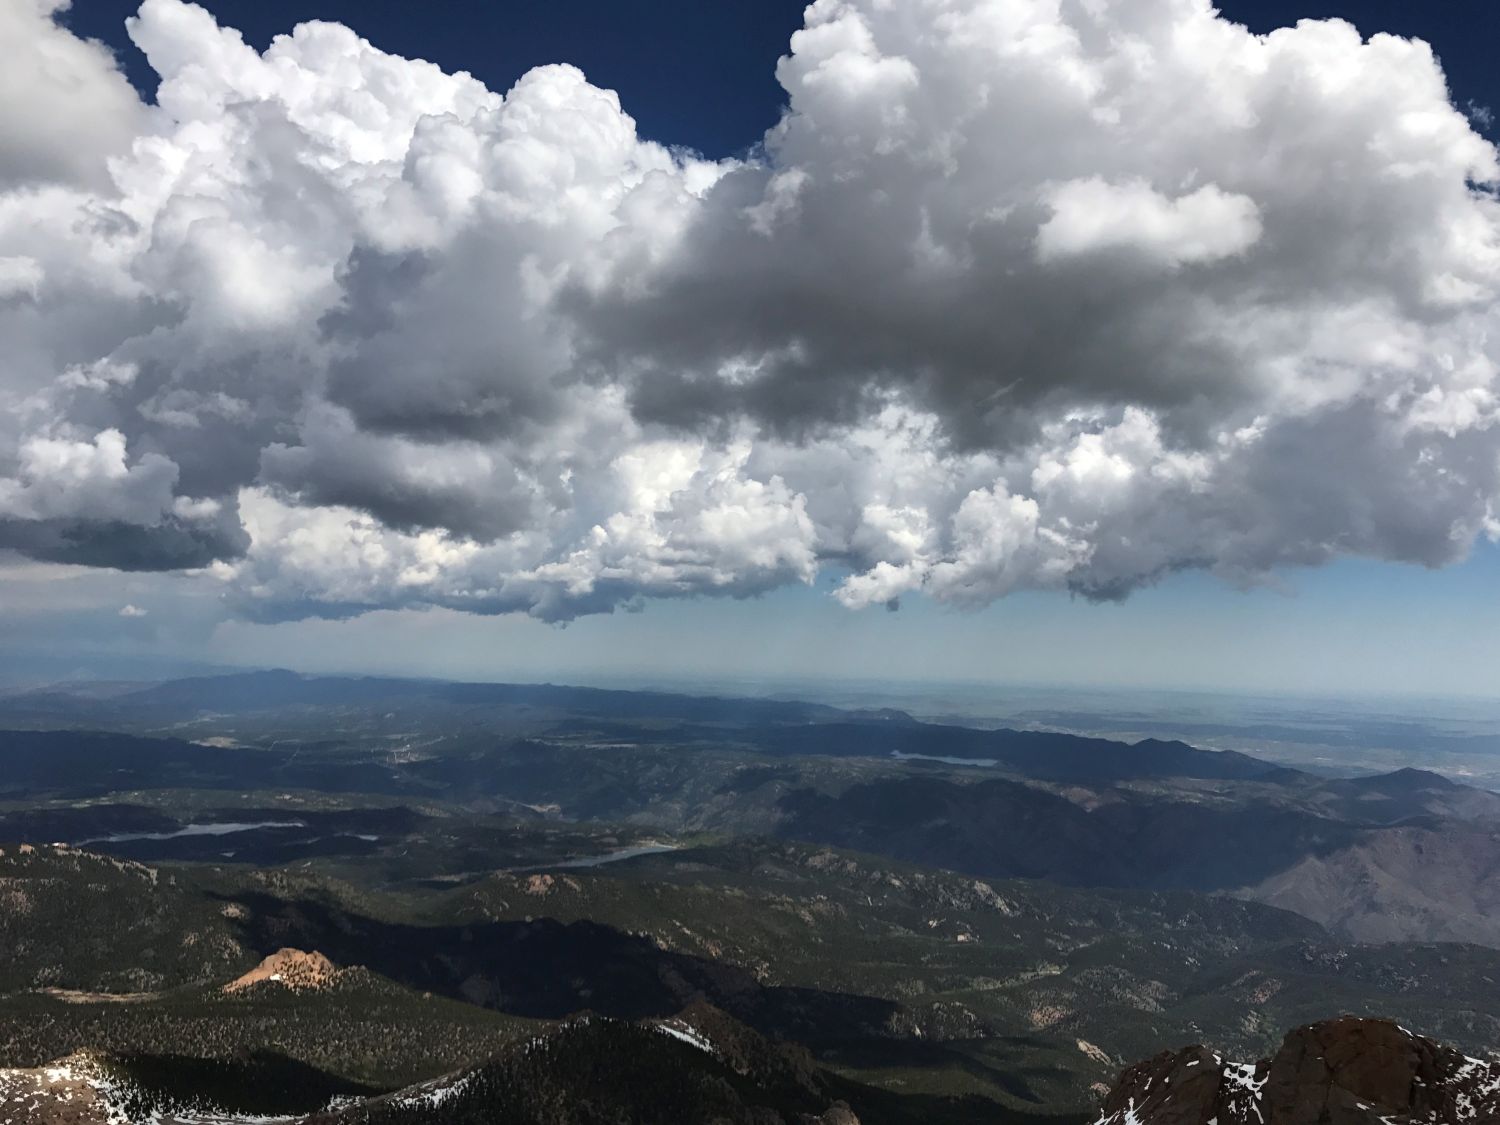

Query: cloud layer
[2,0,1499,622]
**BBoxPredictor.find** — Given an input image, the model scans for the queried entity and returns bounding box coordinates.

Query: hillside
[0,1007,1076,1125]
[1236,823,1500,945]
[3,839,1499,1118]
[0,843,249,993]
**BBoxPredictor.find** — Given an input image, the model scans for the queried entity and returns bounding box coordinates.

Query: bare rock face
[1095,1017,1500,1125]
[1093,1044,1263,1125]
[801,1103,861,1125]
[223,947,339,993]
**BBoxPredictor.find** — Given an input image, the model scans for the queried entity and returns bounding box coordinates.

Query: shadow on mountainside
[217,892,903,1045]
[776,776,1361,890]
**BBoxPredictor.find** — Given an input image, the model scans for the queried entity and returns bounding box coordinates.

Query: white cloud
[119,603,147,617]
[0,428,177,524]
[1034,178,1262,267]
[0,0,1498,621]
[0,0,147,189]
[0,255,42,299]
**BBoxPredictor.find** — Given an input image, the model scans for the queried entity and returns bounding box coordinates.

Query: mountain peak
[1372,766,1462,789]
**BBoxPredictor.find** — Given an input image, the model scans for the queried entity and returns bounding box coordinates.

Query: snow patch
[655,1022,716,1055]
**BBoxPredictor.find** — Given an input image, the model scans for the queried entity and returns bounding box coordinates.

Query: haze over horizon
[4,0,1500,699]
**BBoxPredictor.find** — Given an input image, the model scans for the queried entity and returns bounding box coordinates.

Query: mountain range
[1,672,1498,1122]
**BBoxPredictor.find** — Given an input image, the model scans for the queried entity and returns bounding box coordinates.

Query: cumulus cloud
[0,0,147,189]
[1,0,1499,622]
[1034,179,1262,267]
[0,427,177,523]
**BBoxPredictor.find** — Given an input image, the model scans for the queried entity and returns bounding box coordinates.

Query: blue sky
[5,538,1497,698]
[63,1,1500,157]
[210,543,1500,698]
[63,0,813,158]
[3,0,1498,698]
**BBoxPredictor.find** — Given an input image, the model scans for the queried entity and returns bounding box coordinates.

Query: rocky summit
[1094,1017,1500,1125]
[223,948,340,993]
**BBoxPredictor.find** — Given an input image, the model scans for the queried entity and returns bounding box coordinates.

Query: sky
[2,0,1500,698]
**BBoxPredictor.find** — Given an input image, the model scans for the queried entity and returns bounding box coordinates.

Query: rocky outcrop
[1095,1017,1500,1124]
[223,948,339,992]
[801,1103,860,1125]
